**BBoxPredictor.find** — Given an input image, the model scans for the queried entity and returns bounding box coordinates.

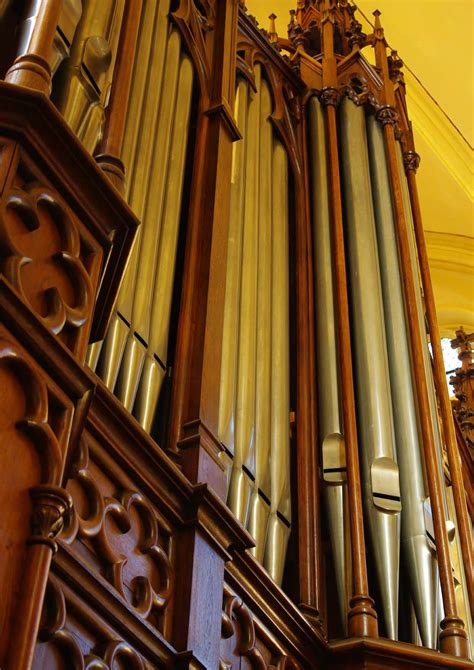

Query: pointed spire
[373,9,384,39]
[268,13,278,44]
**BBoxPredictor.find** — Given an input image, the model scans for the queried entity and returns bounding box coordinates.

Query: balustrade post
[5,0,61,94]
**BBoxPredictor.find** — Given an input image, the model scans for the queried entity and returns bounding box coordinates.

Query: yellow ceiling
[246,0,474,334]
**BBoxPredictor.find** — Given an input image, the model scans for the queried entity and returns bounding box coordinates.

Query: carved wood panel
[0,138,102,357]
[220,590,304,670]
[61,430,175,640]
[33,574,159,669]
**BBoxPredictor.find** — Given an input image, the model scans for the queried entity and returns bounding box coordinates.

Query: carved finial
[373,9,384,38]
[388,49,404,83]
[268,13,278,43]
[289,8,296,28]
[346,9,366,50]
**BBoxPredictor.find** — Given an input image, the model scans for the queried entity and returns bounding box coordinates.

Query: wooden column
[297,102,324,631]
[4,0,61,94]
[95,0,143,194]
[372,10,468,658]
[320,0,378,639]
[167,2,241,667]
[168,0,240,496]
[404,154,474,615]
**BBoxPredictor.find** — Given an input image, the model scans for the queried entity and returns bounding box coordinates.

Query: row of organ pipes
[1,0,471,658]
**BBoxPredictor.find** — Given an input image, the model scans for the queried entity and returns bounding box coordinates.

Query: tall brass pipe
[115,27,181,411]
[228,65,262,525]
[309,95,351,631]
[133,52,194,431]
[367,115,438,648]
[263,138,291,586]
[248,79,273,561]
[97,1,170,386]
[340,99,401,641]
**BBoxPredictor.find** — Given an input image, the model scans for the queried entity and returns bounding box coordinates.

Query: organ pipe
[339,97,401,640]
[220,68,292,583]
[309,95,351,632]
[367,115,438,648]
[93,11,193,438]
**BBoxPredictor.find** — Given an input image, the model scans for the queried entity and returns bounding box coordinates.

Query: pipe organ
[218,68,291,585]
[0,1,472,669]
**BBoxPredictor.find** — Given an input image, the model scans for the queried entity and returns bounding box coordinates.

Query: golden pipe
[5,0,61,94]
[248,79,273,560]
[115,28,181,411]
[133,53,194,431]
[228,65,262,525]
[98,1,169,387]
[263,138,291,586]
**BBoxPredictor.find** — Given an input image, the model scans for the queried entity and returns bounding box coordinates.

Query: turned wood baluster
[4,0,61,95]
[95,0,143,194]
[320,0,378,639]
[404,155,474,616]
[372,10,469,658]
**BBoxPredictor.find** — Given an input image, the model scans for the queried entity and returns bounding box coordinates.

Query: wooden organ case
[0,1,472,669]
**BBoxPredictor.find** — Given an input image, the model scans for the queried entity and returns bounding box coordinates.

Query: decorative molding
[404,69,473,202]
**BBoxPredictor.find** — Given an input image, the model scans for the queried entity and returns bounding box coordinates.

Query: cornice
[404,70,473,202]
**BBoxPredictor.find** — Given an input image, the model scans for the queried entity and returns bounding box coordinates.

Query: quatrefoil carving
[99,489,174,617]
[65,438,173,620]
[0,182,92,336]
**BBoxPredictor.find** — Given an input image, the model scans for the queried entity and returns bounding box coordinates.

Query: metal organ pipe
[309,95,351,632]
[228,67,261,527]
[90,8,193,438]
[218,69,291,585]
[366,115,438,648]
[264,138,291,586]
[339,97,401,640]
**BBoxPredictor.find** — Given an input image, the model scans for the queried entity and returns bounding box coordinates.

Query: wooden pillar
[4,0,61,95]
[167,2,241,667]
[95,0,143,194]
[372,10,468,658]
[404,156,474,616]
[297,101,324,631]
[320,0,378,639]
